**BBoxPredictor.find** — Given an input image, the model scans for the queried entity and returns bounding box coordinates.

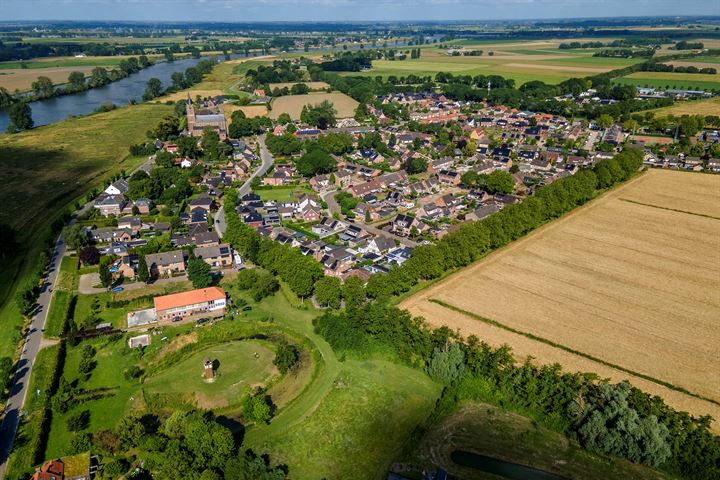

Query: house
[32,459,64,480]
[386,246,414,265]
[364,236,396,255]
[104,178,129,196]
[89,228,132,244]
[94,194,127,217]
[145,250,187,278]
[32,453,94,480]
[189,196,214,213]
[154,286,227,322]
[194,244,233,269]
[349,178,384,197]
[466,203,501,221]
[193,230,220,247]
[391,214,418,236]
[133,198,153,215]
[353,202,380,222]
[117,217,142,234]
[312,217,346,238]
[437,169,461,186]
[116,255,137,279]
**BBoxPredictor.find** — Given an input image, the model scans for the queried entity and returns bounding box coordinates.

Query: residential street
[214,205,226,239]
[0,234,66,479]
[320,189,340,216]
[361,223,418,247]
[238,134,274,197]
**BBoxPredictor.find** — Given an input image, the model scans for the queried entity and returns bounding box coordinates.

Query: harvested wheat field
[0,66,96,92]
[402,169,720,425]
[223,104,269,119]
[270,92,359,120]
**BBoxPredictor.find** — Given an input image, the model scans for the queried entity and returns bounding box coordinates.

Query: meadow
[0,103,172,361]
[355,43,642,85]
[648,96,720,116]
[269,92,359,120]
[401,170,720,425]
[614,71,720,91]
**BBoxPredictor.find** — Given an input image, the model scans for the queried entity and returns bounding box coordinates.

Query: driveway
[78,273,189,295]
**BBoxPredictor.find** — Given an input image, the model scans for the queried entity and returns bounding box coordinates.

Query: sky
[2,0,718,22]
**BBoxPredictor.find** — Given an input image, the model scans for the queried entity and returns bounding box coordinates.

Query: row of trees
[223,188,323,298]
[364,149,643,300]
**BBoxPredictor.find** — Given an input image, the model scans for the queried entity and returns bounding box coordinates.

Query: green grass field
[0,57,124,70]
[615,71,720,91]
[354,48,642,86]
[256,186,311,202]
[0,103,172,361]
[144,340,277,409]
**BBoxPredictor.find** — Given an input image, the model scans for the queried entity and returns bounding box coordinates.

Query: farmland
[401,170,720,424]
[269,81,329,90]
[614,71,720,91]
[269,91,359,120]
[355,43,642,85]
[648,96,720,116]
[0,66,99,92]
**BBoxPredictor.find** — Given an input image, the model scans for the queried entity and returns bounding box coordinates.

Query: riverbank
[0,103,173,363]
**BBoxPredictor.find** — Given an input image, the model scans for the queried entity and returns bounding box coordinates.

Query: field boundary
[429,299,720,407]
[618,198,720,220]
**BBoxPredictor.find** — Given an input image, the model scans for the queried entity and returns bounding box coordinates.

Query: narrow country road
[0,234,66,479]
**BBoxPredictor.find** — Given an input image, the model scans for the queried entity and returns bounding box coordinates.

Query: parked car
[172,316,182,322]
[111,286,124,292]
[196,317,209,324]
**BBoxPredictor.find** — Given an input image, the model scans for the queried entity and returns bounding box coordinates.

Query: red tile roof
[154,287,225,312]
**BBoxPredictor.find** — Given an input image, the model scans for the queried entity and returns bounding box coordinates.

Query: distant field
[649,96,720,116]
[615,71,720,91]
[356,47,641,85]
[20,35,189,45]
[269,81,329,90]
[223,103,269,119]
[0,66,97,92]
[270,92,358,120]
[0,56,124,70]
[402,170,720,425]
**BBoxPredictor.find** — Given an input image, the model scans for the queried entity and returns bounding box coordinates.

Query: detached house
[194,244,233,269]
[104,178,129,196]
[146,250,187,278]
[94,194,128,217]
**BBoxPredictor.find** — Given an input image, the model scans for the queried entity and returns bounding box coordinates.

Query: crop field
[0,66,98,92]
[270,92,359,120]
[355,44,641,85]
[401,170,720,425]
[649,96,720,116]
[223,103,269,119]
[614,71,720,91]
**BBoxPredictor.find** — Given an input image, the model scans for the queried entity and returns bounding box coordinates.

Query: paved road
[214,205,226,239]
[320,189,340,216]
[238,134,274,197]
[0,234,66,478]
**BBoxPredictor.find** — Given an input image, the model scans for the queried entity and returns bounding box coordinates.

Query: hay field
[270,92,359,120]
[0,66,96,92]
[401,170,720,423]
[649,96,720,116]
[223,103,269,119]
[269,81,329,90]
[615,71,720,91]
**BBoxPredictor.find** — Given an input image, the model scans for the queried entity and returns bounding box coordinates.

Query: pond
[450,450,568,480]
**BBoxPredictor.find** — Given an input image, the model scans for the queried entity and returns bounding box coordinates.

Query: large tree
[7,101,33,133]
[314,276,342,309]
[486,170,515,194]
[300,100,337,129]
[188,258,213,288]
[295,148,336,177]
[137,254,150,283]
[143,78,163,101]
[31,75,55,99]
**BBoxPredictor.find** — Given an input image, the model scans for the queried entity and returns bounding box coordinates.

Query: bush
[236,268,278,301]
[273,340,299,374]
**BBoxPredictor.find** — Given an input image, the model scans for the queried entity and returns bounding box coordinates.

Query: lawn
[0,103,172,360]
[256,186,312,202]
[144,340,277,409]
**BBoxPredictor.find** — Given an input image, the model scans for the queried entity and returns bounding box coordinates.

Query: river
[0,39,423,132]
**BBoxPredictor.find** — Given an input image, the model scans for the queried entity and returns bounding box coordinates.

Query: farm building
[153,286,227,322]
